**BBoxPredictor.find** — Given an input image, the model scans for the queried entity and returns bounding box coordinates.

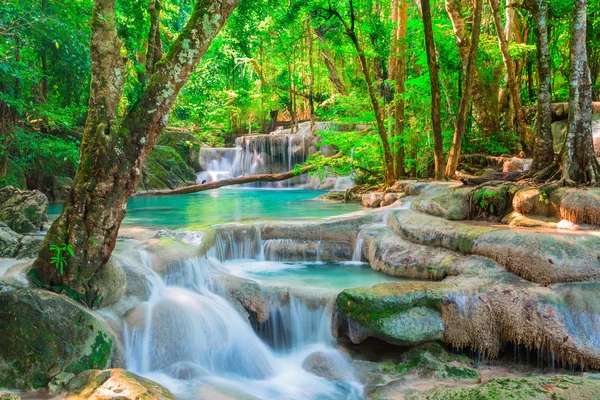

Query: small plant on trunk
[49,243,74,275]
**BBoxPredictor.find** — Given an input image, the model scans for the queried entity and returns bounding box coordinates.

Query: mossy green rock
[140,145,197,191]
[157,129,202,171]
[412,186,474,220]
[0,285,114,390]
[405,376,600,400]
[336,282,446,345]
[0,187,48,233]
[65,369,176,400]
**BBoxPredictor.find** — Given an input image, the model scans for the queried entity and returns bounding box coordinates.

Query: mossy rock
[65,368,176,400]
[405,375,600,400]
[471,184,517,220]
[336,282,446,345]
[383,343,479,380]
[412,186,474,220]
[157,129,203,171]
[140,145,197,191]
[0,223,22,258]
[0,187,48,233]
[0,284,114,390]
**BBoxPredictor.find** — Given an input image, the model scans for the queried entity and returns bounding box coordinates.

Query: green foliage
[49,242,74,275]
[474,189,503,214]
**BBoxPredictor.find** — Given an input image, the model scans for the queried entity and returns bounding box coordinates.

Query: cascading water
[352,234,364,262]
[197,148,237,183]
[122,254,362,399]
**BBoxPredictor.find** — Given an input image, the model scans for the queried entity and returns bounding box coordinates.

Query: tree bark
[389,0,408,177]
[529,0,555,173]
[421,0,445,180]
[33,0,238,307]
[307,19,315,129]
[445,0,483,178]
[489,0,534,155]
[144,0,163,84]
[562,0,600,184]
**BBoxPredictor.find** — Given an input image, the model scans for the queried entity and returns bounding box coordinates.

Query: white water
[352,234,364,262]
[122,255,362,399]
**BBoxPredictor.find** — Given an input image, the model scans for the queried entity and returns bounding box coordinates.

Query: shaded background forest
[1,0,599,192]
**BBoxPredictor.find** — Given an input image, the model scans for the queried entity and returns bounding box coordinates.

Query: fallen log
[461,171,522,186]
[135,153,341,196]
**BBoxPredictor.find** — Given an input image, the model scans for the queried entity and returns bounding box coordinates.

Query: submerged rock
[65,368,176,400]
[0,187,48,233]
[0,284,114,390]
[302,350,355,381]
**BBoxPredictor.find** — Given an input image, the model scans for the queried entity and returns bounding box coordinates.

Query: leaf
[55,41,59,49]
[66,245,74,257]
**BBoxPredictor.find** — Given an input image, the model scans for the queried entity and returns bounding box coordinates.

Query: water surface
[47,189,361,230]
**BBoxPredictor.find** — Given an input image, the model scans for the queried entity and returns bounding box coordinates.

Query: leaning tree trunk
[315,29,349,96]
[32,0,238,307]
[445,0,483,178]
[562,0,600,184]
[489,0,534,154]
[421,0,445,180]
[529,0,555,173]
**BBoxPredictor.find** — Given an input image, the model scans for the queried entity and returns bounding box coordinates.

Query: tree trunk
[529,0,555,172]
[389,0,408,177]
[562,0,600,184]
[421,0,445,180]
[445,0,483,178]
[143,0,163,84]
[489,0,534,154]
[307,19,315,129]
[32,0,238,307]
[315,29,349,95]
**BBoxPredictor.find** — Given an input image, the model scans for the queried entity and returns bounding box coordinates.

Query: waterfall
[121,254,362,399]
[352,234,364,262]
[197,148,237,183]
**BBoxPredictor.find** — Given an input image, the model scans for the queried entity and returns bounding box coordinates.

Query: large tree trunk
[445,0,483,178]
[529,0,555,173]
[421,0,445,180]
[389,0,408,177]
[489,0,534,154]
[32,0,238,306]
[562,0,600,184]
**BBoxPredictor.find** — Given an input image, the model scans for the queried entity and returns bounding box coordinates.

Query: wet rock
[157,129,203,171]
[362,192,384,208]
[405,376,600,400]
[65,369,176,400]
[262,239,353,261]
[503,212,558,229]
[87,257,126,307]
[412,186,474,220]
[381,192,404,207]
[335,282,446,346]
[0,187,48,233]
[302,350,354,381]
[317,190,346,202]
[0,284,114,390]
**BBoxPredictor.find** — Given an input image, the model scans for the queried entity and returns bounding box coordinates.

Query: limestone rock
[556,188,600,226]
[15,235,43,259]
[0,187,48,233]
[381,192,404,207]
[362,192,384,208]
[65,369,176,400]
[302,350,354,381]
[0,284,114,390]
[512,187,558,217]
[502,157,532,172]
[87,257,126,307]
[412,186,474,220]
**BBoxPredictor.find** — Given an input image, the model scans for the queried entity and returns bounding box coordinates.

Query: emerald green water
[47,189,362,230]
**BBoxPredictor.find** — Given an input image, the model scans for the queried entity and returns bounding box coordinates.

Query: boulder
[0,223,22,258]
[139,145,197,191]
[317,190,346,202]
[502,157,532,172]
[65,369,176,400]
[405,376,600,400]
[381,192,404,207]
[302,350,354,381]
[335,282,446,345]
[552,120,569,154]
[555,188,600,226]
[0,285,114,390]
[512,187,558,217]
[87,257,127,307]
[157,129,203,171]
[412,186,474,220]
[470,184,517,220]
[362,192,384,208]
[0,187,48,233]
[15,235,43,259]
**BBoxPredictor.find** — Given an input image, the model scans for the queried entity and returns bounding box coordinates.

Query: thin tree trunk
[143,0,163,84]
[421,0,445,180]
[562,0,600,184]
[307,19,315,129]
[33,0,238,307]
[529,0,554,172]
[446,0,483,178]
[315,30,349,95]
[389,0,408,177]
[489,0,534,154]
